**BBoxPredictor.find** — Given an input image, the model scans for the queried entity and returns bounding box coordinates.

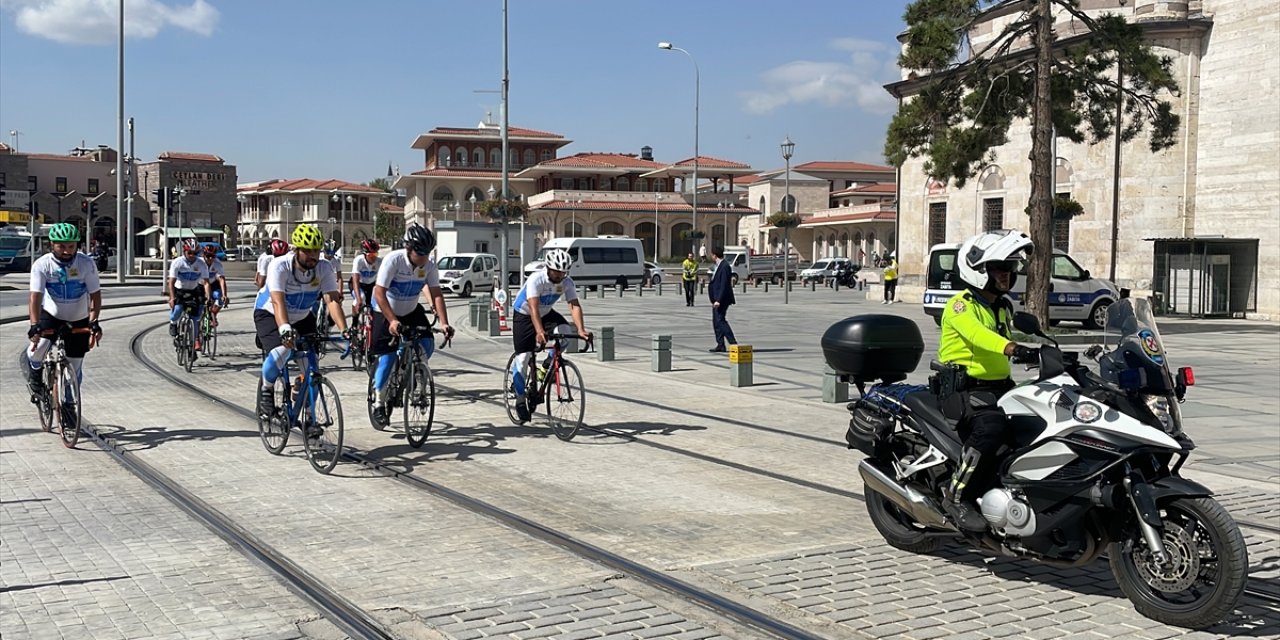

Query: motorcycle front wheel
[1109,496,1247,629]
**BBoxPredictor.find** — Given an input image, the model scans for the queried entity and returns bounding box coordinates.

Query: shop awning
[136,226,225,238]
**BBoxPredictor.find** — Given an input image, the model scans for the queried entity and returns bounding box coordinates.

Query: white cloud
[1,0,218,45]
[741,38,899,116]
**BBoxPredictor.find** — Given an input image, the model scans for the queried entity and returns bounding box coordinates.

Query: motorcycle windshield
[1101,298,1176,395]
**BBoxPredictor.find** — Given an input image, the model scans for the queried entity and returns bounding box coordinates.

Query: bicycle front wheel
[256,377,289,454]
[56,363,81,448]
[502,352,525,425]
[403,358,435,449]
[545,359,586,441]
[302,376,344,474]
[35,362,54,433]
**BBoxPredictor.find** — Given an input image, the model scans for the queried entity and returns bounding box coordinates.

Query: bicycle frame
[529,334,592,399]
[277,338,324,427]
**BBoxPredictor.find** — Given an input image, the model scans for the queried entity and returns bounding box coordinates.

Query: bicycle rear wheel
[35,363,54,432]
[56,363,81,448]
[403,358,435,449]
[545,359,586,441]
[302,377,343,474]
[502,352,527,425]
[256,377,289,454]
[351,314,368,371]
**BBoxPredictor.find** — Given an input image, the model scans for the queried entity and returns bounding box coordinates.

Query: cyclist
[350,238,381,318]
[509,248,590,423]
[168,239,212,352]
[324,241,343,285]
[368,224,453,427]
[23,223,103,406]
[255,224,350,420]
[256,239,289,289]
[202,244,229,326]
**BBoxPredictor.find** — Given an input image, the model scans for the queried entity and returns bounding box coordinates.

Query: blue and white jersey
[30,252,101,321]
[169,256,209,291]
[513,268,577,317]
[373,249,439,316]
[256,251,274,277]
[352,254,381,285]
[255,253,339,323]
[204,258,226,281]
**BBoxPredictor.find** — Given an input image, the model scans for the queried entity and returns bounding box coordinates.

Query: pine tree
[886,0,1180,324]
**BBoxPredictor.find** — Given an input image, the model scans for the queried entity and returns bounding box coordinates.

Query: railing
[528,190,747,209]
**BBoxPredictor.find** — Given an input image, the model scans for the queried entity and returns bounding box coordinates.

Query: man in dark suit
[707,245,738,352]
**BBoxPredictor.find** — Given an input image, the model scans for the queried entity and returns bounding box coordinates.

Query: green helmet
[48,223,81,243]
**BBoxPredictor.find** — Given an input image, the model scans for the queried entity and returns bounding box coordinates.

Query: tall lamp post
[658,41,699,255]
[469,192,477,221]
[781,135,795,305]
[653,193,663,261]
[281,200,295,241]
[330,192,351,252]
[327,217,337,244]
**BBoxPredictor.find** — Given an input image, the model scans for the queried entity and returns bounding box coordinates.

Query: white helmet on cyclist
[544,248,572,273]
[957,230,1033,295]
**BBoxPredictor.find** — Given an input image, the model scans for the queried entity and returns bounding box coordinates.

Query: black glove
[1012,345,1039,364]
[342,327,357,341]
[28,323,41,339]
[444,325,456,339]
[90,321,103,336]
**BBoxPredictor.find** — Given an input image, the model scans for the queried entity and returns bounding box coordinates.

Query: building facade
[235,178,383,251]
[888,0,1280,318]
[137,152,238,242]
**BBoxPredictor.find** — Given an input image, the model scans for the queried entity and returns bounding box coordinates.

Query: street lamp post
[781,135,795,305]
[469,192,477,222]
[654,193,663,261]
[282,200,295,241]
[330,192,351,252]
[658,41,700,255]
[327,216,337,244]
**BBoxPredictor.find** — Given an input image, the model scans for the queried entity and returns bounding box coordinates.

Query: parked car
[923,240,1120,329]
[524,236,646,290]
[643,261,664,286]
[800,257,853,284]
[437,252,500,297]
[197,242,227,261]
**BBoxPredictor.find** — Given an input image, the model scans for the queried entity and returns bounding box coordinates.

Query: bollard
[468,299,478,326]
[651,334,672,372]
[477,302,491,332]
[729,344,753,387]
[835,279,841,292]
[488,308,500,337]
[809,280,816,292]
[741,282,747,295]
[822,364,850,403]
[638,283,643,297]
[657,282,662,296]
[764,282,770,293]
[787,281,793,292]
[598,285,605,299]
[618,285,624,298]
[597,326,615,362]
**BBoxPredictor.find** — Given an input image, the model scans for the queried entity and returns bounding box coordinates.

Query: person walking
[681,252,698,307]
[707,245,738,353]
[882,252,899,304]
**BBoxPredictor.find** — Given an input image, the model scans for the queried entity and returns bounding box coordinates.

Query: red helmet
[269,239,289,256]
[202,244,218,257]
[181,239,199,253]
[360,239,379,254]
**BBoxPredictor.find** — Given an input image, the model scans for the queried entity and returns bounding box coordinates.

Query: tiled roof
[160,151,224,163]
[734,174,764,185]
[532,199,759,215]
[540,153,666,170]
[238,178,384,194]
[795,160,894,173]
[671,155,752,169]
[428,125,565,139]
[380,203,405,213]
[832,183,897,196]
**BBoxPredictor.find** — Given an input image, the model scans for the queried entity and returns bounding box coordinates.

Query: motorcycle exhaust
[858,460,956,530]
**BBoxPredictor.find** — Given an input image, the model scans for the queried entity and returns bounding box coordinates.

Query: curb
[0,292,258,326]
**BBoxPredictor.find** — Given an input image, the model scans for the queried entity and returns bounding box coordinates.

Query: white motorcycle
[822,298,1248,629]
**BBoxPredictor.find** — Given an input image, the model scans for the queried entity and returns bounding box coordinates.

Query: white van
[800,257,853,284]
[436,252,499,297]
[923,242,1120,329]
[523,236,646,289]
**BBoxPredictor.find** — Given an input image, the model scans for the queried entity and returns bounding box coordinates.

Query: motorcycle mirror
[1013,311,1044,336]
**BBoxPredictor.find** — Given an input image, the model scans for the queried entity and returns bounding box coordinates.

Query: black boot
[26,365,45,403]
[257,384,275,419]
[944,447,991,532]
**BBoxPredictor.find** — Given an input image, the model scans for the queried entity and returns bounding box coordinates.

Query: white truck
[433,220,540,286]
[714,245,803,285]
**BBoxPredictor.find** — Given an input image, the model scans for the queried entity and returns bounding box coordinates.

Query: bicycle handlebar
[536,333,595,353]
[396,324,453,349]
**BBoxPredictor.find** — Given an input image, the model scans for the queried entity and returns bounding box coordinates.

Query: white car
[800,257,852,284]
[437,252,499,297]
[643,261,663,286]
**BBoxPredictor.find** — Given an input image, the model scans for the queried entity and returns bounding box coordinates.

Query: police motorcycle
[822,298,1247,629]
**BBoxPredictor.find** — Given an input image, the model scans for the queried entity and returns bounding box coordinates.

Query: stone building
[235,178,383,251]
[136,152,238,247]
[887,0,1280,319]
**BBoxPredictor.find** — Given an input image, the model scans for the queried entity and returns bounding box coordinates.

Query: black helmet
[403,223,436,255]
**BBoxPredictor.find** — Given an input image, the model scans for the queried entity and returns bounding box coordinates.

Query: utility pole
[499,0,511,306]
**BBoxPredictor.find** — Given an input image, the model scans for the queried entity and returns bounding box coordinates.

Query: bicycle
[199,297,223,359]
[173,297,203,372]
[31,325,94,448]
[348,303,374,374]
[503,332,594,441]
[256,332,350,474]
[366,324,451,448]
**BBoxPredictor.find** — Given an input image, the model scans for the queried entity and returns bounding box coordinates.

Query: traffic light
[0,191,6,207]
[152,188,166,207]
[81,199,88,214]
[90,201,99,216]
[168,189,181,210]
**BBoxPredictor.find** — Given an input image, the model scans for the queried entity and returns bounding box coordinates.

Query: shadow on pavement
[95,424,260,451]
[584,421,709,441]
[932,543,1280,637]
[0,575,131,593]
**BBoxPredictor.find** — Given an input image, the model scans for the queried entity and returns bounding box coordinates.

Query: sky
[0,0,913,185]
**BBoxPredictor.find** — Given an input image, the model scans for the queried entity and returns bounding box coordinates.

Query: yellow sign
[0,210,31,223]
[729,344,753,364]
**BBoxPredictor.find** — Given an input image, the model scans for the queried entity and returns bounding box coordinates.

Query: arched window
[559,178,574,190]
[868,232,877,254]
[634,221,656,260]
[655,179,667,192]
[670,222,693,257]
[510,149,520,167]
[473,147,484,168]
[781,194,797,213]
[437,146,451,167]
[523,149,536,166]
[540,149,553,163]
[598,221,625,236]
[432,186,454,210]
[456,149,469,167]
[711,224,726,249]
[616,177,630,192]
[758,196,767,212]
[489,148,501,167]
[564,221,583,238]
[828,234,837,257]
[840,233,849,258]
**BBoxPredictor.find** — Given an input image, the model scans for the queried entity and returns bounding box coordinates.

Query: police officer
[938,230,1038,531]
[681,252,698,307]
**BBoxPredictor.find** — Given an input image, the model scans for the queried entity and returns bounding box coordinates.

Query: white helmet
[544,248,572,272]
[957,230,1033,294]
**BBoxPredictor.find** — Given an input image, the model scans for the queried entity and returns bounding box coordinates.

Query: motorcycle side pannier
[821,314,924,383]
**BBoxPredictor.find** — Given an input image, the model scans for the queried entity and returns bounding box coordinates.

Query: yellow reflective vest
[682,259,698,282]
[938,290,1014,381]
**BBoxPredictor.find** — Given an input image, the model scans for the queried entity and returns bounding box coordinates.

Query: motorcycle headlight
[1143,394,1183,435]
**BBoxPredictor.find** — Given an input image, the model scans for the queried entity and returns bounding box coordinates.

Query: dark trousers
[683,280,696,306]
[712,305,737,348]
[883,279,898,301]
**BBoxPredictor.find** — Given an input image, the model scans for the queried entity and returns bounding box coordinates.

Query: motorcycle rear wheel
[864,486,941,553]
[1109,496,1247,630]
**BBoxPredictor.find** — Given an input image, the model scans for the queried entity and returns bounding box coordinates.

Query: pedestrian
[882,252,899,304]
[698,243,707,262]
[707,245,738,353]
[681,252,698,307]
